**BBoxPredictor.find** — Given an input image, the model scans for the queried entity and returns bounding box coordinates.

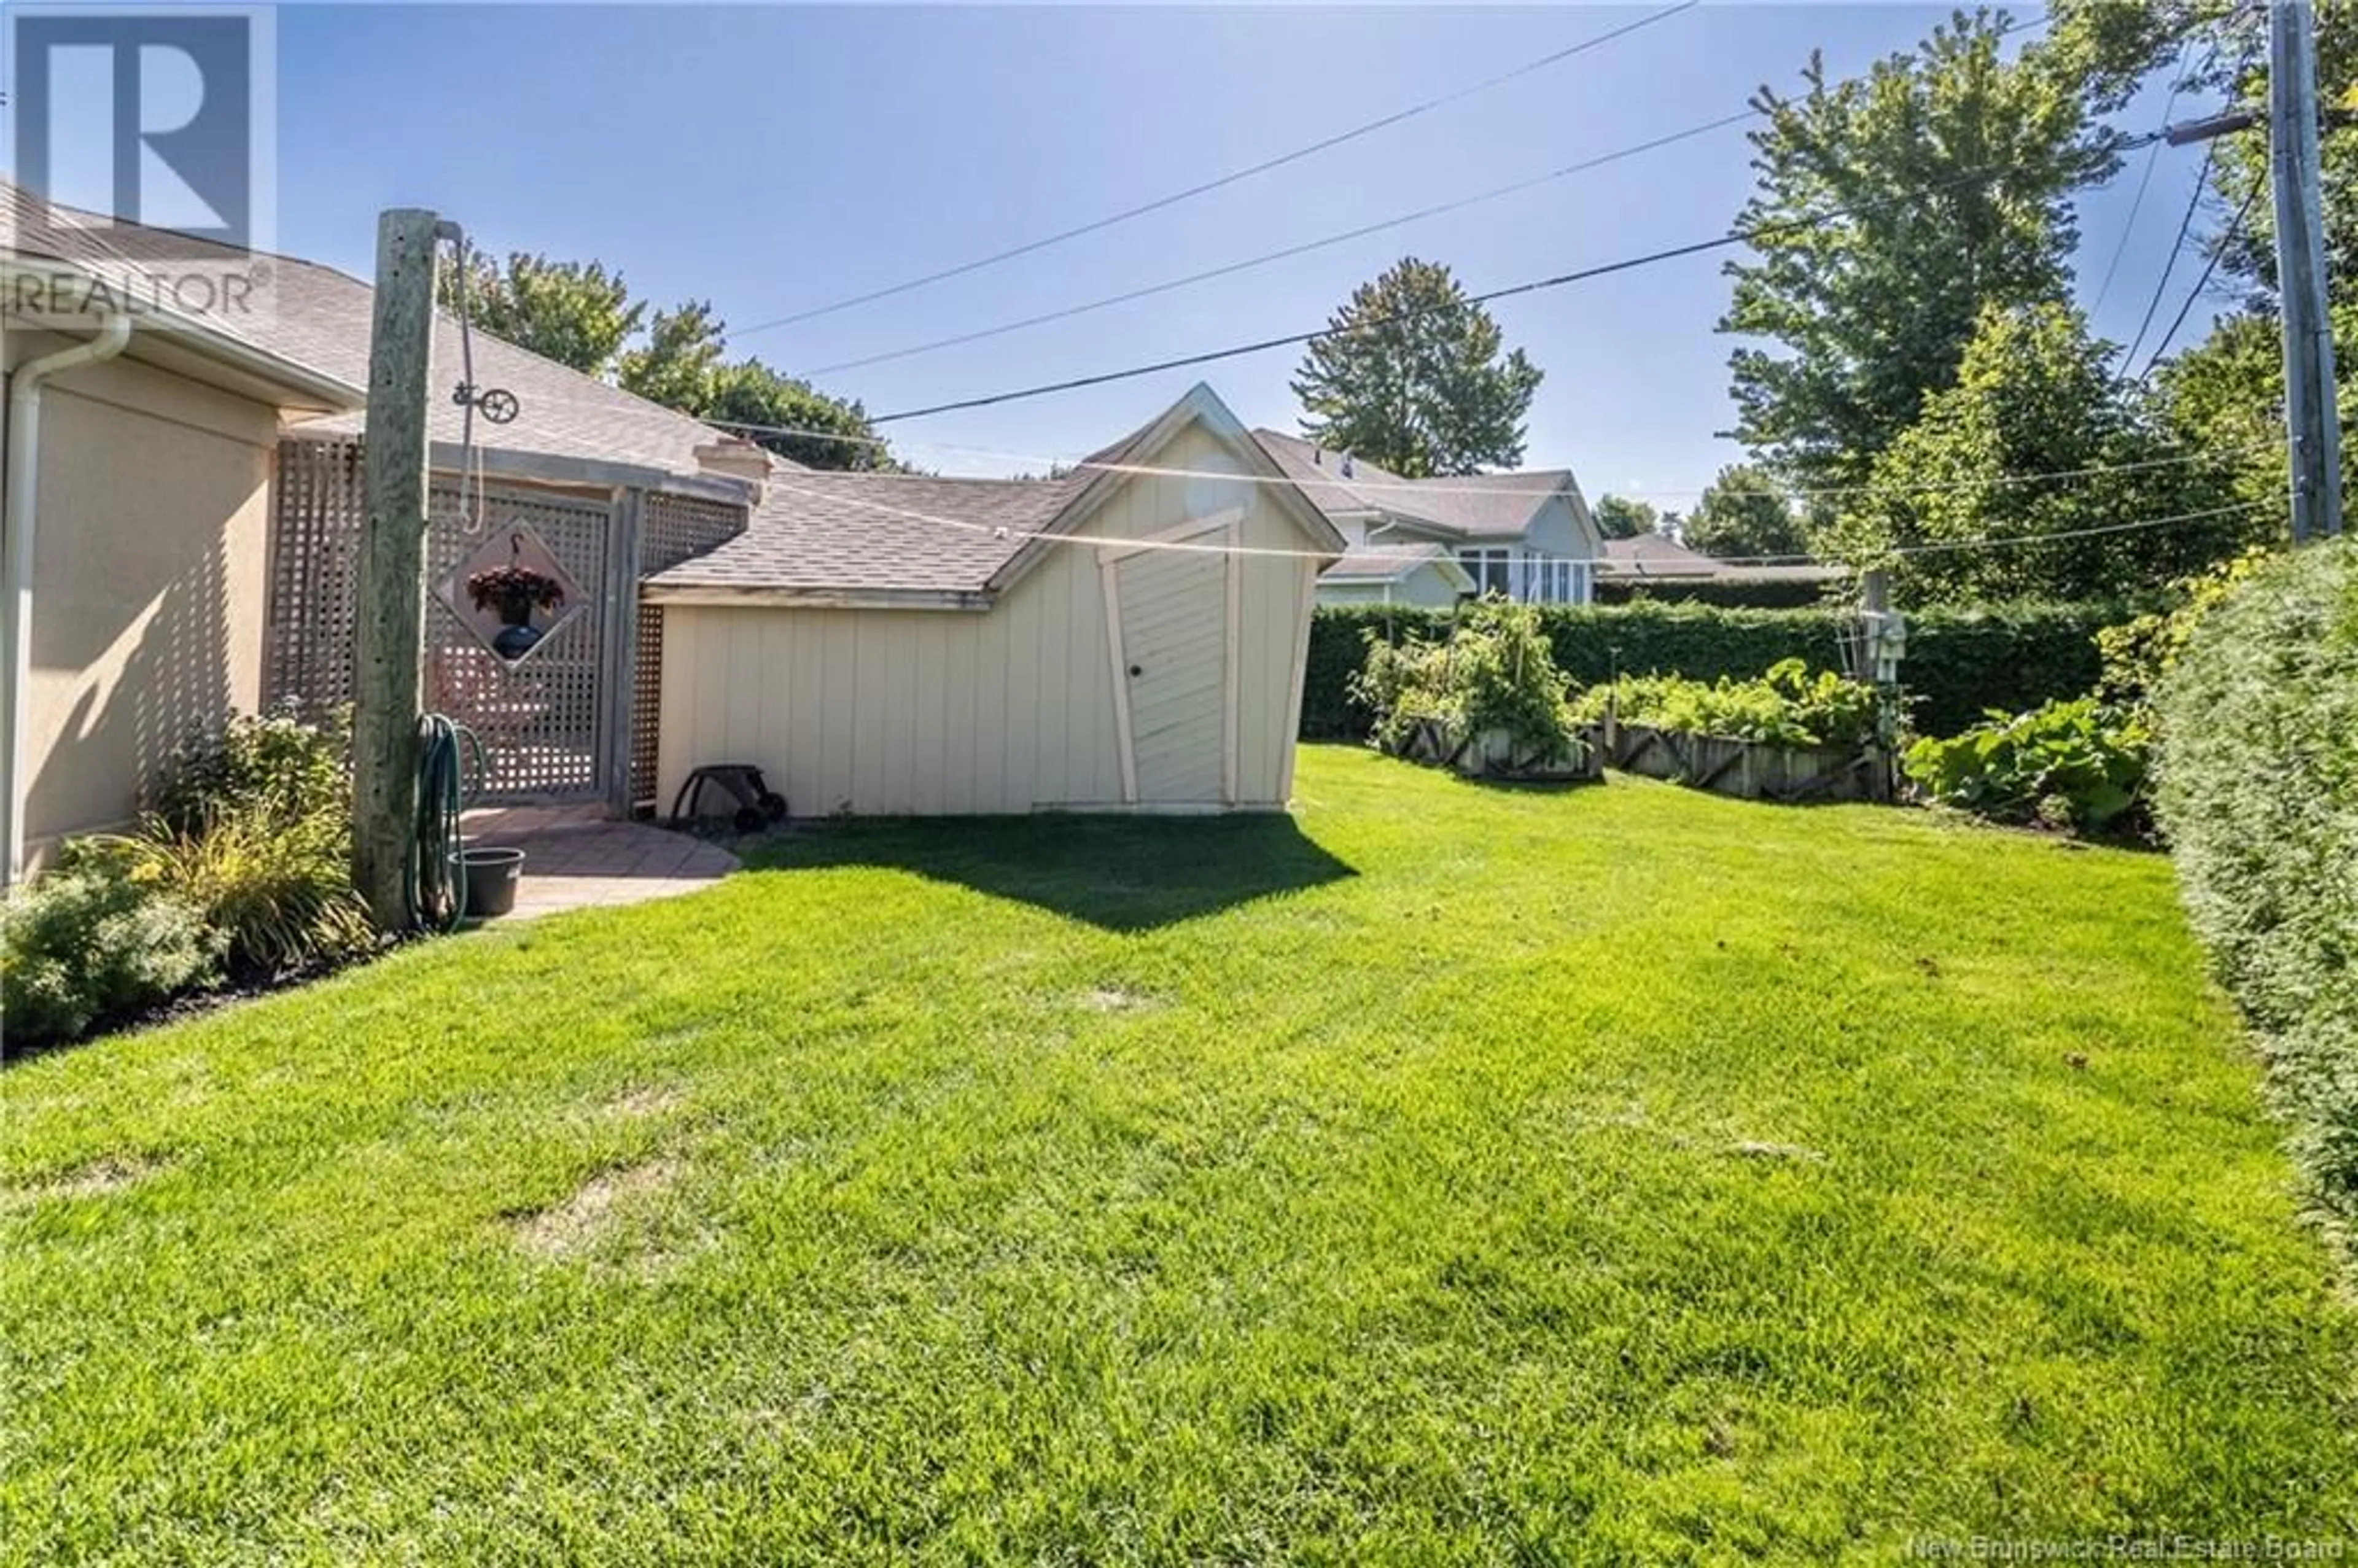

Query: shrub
[2154,538,2358,1261]
[1901,698,2152,835]
[1302,600,2130,742]
[93,812,375,977]
[1569,659,1881,749]
[1349,599,1584,767]
[152,704,351,837]
[2095,548,2272,712]
[116,704,373,976]
[1,862,222,1047]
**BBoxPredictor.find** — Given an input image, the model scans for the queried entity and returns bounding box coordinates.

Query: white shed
[644,385,1345,815]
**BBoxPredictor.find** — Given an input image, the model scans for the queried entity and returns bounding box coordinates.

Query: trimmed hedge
[1302,600,2126,742]
[1593,577,1835,610]
[2154,538,2358,1262]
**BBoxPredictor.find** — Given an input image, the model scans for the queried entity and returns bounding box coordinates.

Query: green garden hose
[408,713,486,933]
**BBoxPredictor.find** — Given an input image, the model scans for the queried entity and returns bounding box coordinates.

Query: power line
[790,9,2056,377]
[863,141,2164,426]
[745,467,2268,570]
[729,0,1703,341]
[2120,142,2214,370]
[1880,497,2265,556]
[804,110,1761,378]
[2139,179,2261,380]
[863,225,1751,422]
[702,411,2273,503]
[2088,38,2194,317]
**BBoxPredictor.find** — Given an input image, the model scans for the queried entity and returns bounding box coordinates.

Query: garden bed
[1603,721,1893,803]
[1382,718,1603,783]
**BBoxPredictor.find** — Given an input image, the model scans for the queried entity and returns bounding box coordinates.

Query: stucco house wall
[3,336,286,864]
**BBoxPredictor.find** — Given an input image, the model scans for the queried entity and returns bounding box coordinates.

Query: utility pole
[2269,0,2343,542]
[351,209,440,928]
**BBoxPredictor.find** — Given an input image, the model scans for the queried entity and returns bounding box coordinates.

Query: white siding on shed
[655,418,1323,815]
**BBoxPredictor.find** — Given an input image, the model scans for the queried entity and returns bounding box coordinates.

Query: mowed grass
[4,745,2354,1563]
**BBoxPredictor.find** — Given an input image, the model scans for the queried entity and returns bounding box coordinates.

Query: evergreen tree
[1292,257,1543,477]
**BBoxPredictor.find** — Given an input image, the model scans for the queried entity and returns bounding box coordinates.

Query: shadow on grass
[742,812,1356,933]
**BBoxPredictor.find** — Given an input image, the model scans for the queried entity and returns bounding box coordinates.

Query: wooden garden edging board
[1603,723,1891,804]
[1382,719,1605,783]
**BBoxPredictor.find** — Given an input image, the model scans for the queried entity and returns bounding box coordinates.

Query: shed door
[1104,516,1239,805]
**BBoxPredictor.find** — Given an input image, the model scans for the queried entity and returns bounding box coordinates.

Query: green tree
[617,300,728,414]
[1683,465,1808,560]
[436,251,642,378]
[1291,257,1543,478]
[437,241,896,474]
[705,360,897,472]
[1591,494,1662,540]
[1721,12,2117,488]
[2155,301,2358,525]
[1823,303,2251,604]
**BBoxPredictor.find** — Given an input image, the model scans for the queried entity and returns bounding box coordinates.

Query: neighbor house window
[1520,553,1571,603]
[1458,548,1512,597]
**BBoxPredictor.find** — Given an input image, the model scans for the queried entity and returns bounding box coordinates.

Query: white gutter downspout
[2,311,134,887]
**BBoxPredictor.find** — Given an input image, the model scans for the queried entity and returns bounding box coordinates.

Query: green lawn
[5,746,2354,1563]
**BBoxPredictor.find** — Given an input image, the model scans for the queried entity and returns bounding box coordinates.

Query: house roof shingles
[1250,429,1574,540]
[1,182,766,478]
[1325,541,1460,582]
[1599,534,1843,583]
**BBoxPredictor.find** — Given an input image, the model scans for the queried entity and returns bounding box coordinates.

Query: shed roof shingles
[648,470,1083,594]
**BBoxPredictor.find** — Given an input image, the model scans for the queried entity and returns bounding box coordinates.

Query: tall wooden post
[2269,0,2343,542]
[351,209,440,928]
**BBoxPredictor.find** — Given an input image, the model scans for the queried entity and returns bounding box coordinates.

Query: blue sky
[271,3,2221,502]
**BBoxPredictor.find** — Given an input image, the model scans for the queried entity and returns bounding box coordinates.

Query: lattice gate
[421,483,616,799]
[267,437,745,809]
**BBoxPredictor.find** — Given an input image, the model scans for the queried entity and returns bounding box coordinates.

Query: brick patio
[459,804,738,919]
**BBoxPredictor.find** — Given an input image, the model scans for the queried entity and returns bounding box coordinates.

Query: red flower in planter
[465,564,566,616]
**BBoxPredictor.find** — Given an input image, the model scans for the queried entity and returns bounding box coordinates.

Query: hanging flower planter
[465,553,567,660]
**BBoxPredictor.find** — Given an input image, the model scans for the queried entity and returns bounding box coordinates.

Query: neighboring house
[647,384,1344,814]
[1315,543,1474,608]
[1595,534,1844,607]
[1251,430,1603,607]
[4,185,1346,873]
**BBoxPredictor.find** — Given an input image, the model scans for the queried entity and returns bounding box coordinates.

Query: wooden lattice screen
[269,438,747,809]
[267,438,367,710]
[270,438,617,802]
[630,491,747,812]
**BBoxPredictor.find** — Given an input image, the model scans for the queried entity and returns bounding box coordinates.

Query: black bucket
[454,845,526,918]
